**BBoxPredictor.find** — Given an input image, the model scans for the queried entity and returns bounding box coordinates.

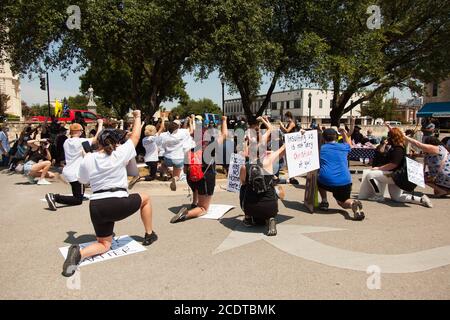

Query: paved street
[1,169,449,300]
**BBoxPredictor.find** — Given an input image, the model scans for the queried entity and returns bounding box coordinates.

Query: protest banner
[226,153,245,193]
[199,205,236,220]
[285,130,320,178]
[406,157,425,188]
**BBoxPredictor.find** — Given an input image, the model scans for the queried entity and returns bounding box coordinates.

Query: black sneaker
[289,178,300,185]
[142,232,158,246]
[243,216,256,227]
[62,244,81,277]
[266,218,277,236]
[190,203,198,209]
[128,176,142,190]
[318,201,329,211]
[170,207,188,223]
[45,193,57,211]
[170,177,177,191]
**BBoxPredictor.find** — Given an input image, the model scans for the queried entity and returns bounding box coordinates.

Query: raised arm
[258,116,273,146]
[130,110,142,147]
[339,128,354,148]
[91,119,104,144]
[217,116,228,145]
[405,136,440,155]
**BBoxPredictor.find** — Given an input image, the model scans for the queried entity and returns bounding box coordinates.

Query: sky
[20,69,414,109]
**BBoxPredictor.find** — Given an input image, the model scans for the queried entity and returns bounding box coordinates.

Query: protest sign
[226,153,245,193]
[199,205,235,220]
[285,130,320,178]
[406,157,425,188]
[59,235,146,267]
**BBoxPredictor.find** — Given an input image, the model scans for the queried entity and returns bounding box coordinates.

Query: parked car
[30,109,103,123]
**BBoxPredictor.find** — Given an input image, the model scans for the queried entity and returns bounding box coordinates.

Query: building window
[280,101,284,110]
[432,83,438,97]
[319,99,323,109]
[286,101,290,109]
[271,102,277,110]
[294,99,301,109]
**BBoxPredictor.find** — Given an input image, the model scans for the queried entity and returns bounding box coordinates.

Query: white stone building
[224,88,370,125]
[0,58,22,119]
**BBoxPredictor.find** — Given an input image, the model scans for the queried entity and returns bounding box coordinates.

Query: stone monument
[86,85,97,113]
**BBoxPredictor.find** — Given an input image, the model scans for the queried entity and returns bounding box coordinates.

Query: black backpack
[247,163,270,194]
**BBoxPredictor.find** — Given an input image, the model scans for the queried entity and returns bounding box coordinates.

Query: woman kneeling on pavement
[170,115,228,223]
[62,110,157,277]
[318,128,364,220]
[358,126,433,208]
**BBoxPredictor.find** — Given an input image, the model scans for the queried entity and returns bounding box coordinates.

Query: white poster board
[285,130,320,178]
[199,205,235,220]
[226,153,246,193]
[406,157,425,188]
[59,235,146,267]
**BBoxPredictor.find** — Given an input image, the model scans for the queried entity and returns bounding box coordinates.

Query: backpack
[247,162,270,194]
[187,149,204,182]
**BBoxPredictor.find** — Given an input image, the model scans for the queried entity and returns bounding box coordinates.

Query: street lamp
[221,78,225,115]
[308,92,312,125]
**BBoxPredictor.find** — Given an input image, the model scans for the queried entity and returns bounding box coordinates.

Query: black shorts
[187,171,215,196]
[318,181,352,203]
[89,194,142,237]
[243,200,278,220]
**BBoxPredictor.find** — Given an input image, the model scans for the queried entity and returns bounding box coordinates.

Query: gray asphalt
[0,169,449,299]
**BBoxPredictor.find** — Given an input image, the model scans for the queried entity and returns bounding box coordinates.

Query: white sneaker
[37,179,52,185]
[421,195,433,208]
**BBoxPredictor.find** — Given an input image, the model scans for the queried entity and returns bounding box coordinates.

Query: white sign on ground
[226,153,245,193]
[59,235,146,267]
[199,205,235,220]
[285,130,320,178]
[406,157,425,188]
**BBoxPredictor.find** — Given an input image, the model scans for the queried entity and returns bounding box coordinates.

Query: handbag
[391,156,417,192]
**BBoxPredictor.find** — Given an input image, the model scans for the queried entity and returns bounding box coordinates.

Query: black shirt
[387,146,405,171]
[27,149,48,163]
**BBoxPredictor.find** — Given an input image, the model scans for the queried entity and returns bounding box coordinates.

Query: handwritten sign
[226,153,245,193]
[59,235,146,267]
[406,157,425,188]
[285,130,320,178]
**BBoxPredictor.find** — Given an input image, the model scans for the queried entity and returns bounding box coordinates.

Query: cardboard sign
[226,153,245,193]
[304,170,318,213]
[199,204,235,220]
[285,130,320,178]
[59,235,146,267]
[406,157,425,188]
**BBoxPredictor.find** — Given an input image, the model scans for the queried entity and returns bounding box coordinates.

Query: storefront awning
[417,102,450,118]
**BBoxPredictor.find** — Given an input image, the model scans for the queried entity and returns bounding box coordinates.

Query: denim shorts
[23,160,35,176]
[164,158,184,169]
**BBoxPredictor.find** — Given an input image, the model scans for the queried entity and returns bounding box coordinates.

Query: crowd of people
[1,111,450,277]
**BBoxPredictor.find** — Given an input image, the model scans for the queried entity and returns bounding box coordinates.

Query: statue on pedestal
[86,85,97,113]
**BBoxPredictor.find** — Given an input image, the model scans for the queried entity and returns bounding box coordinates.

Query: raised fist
[132,110,141,118]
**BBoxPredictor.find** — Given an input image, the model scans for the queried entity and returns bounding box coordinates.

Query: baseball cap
[195,115,203,121]
[425,123,435,130]
[173,120,182,126]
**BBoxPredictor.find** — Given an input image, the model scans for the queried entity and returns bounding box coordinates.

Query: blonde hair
[144,125,157,137]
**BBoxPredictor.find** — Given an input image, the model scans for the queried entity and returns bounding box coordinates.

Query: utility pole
[46,72,51,117]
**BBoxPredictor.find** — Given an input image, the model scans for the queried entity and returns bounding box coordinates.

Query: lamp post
[221,78,225,115]
[308,92,312,125]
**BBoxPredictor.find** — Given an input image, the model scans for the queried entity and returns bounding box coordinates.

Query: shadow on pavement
[219,214,293,233]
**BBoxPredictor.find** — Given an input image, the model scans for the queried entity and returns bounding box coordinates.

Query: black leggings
[145,161,158,180]
[54,181,84,206]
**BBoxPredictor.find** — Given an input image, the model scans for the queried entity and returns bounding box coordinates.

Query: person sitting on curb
[318,128,364,220]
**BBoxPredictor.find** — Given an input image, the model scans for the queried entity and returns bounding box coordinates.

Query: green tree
[2,0,216,116]
[300,0,450,126]
[171,98,221,118]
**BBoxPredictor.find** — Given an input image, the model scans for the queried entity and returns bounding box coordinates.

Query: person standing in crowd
[422,122,435,142]
[358,127,433,208]
[62,110,157,277]
[170,116,228,223]
[404,135,450,198]
[0,125,11,167]
[23,138,55,185]
[317,128,364,220]
[45,120,103,211]
[366,129,380,145]
[351,125,365,144]
[279,111,297,134]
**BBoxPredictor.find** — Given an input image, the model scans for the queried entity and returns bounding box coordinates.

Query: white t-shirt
[161,129,191,160]
[142,136,159,162]
[62,137,92,182]
[78,139,137,200]
[0,131,10,153]
[158,132,168,157]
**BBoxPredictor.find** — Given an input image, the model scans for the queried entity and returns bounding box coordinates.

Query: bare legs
[80,236,112,259]
[30,161,55,179]
[186,195,211,219]
[139,193,153,234]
